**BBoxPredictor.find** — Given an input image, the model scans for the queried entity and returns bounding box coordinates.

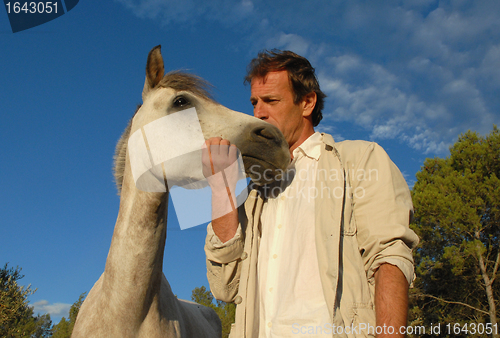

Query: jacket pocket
[343,209,357,236]
[342,190,356,235]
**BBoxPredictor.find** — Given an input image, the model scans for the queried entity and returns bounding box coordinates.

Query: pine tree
[0,263,39,337]
[410,126,500,337]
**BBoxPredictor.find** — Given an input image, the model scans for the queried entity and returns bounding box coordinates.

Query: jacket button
[241,252,248,260]
[234,296,242,304]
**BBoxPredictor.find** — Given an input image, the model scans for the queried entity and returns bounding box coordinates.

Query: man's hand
[202,137,240,190]
[202,138,240,242]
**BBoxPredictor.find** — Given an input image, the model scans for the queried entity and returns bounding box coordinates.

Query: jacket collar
[320,132,336,148]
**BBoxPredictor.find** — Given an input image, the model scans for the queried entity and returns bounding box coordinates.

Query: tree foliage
[51,293,85,338]
[192,286,235,338]
[0,263,52,337]
[410,126,500,336]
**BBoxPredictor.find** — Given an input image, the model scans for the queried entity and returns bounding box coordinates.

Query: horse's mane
[113,71,214,194]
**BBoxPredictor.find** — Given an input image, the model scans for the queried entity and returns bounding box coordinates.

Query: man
[203,50,419,337]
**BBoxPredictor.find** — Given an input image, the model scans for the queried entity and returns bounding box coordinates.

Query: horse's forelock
[158,71,215,102]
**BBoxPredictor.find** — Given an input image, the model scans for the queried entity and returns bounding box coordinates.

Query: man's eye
[173,96,189,107]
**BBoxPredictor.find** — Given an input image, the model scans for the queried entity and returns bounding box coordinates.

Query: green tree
[0,264,53,338]
[51,317,70,338]
[192,286,235,338]
[1,263,38,337]
[52,293,86,338]
[32,313,52,338]
[410,126,500,337]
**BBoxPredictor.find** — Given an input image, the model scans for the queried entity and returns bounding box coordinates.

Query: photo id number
[6,2,58,14]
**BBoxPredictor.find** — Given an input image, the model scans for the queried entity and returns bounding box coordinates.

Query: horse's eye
[173,96,189,107]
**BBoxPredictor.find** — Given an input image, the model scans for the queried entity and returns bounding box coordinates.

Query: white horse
[71,45,289,337]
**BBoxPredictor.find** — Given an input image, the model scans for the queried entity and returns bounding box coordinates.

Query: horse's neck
[102,158,168,311]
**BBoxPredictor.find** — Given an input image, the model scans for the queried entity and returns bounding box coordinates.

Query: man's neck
[289,127,315,159]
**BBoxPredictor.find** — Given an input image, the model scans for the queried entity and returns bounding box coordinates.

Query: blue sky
[1,0,499,324]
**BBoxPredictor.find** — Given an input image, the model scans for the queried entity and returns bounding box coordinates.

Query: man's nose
[253,101,267,120]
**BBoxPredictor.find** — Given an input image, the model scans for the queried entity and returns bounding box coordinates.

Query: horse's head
[114,45,290,193]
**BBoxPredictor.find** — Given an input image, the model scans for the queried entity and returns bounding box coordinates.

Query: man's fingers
[202,138,239,177]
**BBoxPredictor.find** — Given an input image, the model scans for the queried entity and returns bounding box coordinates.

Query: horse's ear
[143,45,165,101]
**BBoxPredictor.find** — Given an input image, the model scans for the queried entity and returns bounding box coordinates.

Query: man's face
[250,70,308,149]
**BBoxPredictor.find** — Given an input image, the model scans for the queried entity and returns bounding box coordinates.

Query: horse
[71,45,290,337]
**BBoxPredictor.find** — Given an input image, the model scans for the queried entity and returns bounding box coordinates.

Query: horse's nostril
[252,126,275,140]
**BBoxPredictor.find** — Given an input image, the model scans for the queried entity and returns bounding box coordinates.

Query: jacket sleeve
[205,217,245,302]
[350,142,419,285]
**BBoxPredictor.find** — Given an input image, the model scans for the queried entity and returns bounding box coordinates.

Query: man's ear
[301,92,317,117]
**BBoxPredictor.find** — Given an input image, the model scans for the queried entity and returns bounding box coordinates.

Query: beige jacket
[205,134,419,337]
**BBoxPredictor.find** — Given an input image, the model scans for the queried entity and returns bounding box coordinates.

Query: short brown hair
[245,50,326,127]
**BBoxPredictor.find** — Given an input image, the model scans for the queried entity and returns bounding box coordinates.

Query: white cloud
[317,57,460,154]
[32,300,72,318]
[265,33,310,56]
[307,1,499,153]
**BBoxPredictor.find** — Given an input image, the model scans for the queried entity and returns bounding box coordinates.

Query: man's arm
[202,137,240,242]
[344,142,418,335]
[211,202,239,243]
[374,263,409,337]
[203,137,244,302]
